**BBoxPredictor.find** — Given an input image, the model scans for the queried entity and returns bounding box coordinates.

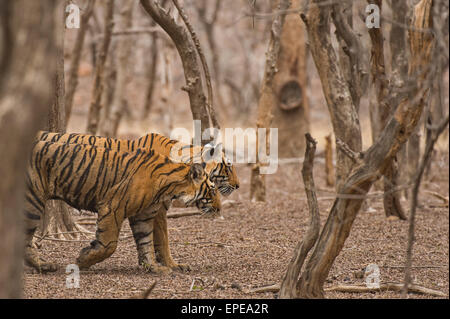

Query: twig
[167,211,201,219]
[425,190,449,204]
[250,283,280,294]
[326,283,447,297]
[335,138,364,164]
[251,282,447,298]
[130,281,157,299]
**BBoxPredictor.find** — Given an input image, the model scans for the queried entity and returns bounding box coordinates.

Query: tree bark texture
[368,0,407,220]
[304,3,363,192]
[0,0,56,298]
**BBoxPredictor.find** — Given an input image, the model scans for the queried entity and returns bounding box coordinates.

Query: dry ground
[23,30,449,299]
[23,150,449,299]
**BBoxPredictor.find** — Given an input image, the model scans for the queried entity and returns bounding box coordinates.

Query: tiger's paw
[141,262,172,274]
[24,248,59,273]
[169,262,191,273]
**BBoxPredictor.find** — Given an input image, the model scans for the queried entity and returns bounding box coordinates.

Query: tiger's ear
[188,163,205,183]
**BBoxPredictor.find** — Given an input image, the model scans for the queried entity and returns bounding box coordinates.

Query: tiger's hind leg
[153,202,190,272]
[76,205,123,270]
[128,208,171,274]
[23,192,58,273]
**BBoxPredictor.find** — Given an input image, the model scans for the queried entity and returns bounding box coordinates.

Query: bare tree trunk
[294,0,435,298]
[142,24,159,119]
[271,0,310,158]
[0,0,56,298]
[65,0,96,127]
[86,0,114,135]
[47,0,66,132]
[140,0,211,139]
[390,0,412,198]
[40,1,89,241]
[368,0,407,220]
[250,0,291,202]
[101,0,134,137]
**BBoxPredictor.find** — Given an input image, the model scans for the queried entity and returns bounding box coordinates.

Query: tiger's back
[38,131,240,194]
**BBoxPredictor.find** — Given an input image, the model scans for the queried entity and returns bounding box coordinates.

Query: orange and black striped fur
[37,131,239,272]
[25,141,220,273]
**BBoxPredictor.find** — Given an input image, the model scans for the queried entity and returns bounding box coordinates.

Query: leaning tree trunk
[271,0,310,158]
[250,0,291,202]
[294,0,435,298]
[100,0,134,137]
[0,0,56,298]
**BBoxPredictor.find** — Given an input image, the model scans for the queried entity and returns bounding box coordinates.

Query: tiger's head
[179,163,221,215]
[202,143,240,196]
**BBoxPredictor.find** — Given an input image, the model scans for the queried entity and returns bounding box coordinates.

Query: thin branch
[327,283,446,298]
[335,138,364,164]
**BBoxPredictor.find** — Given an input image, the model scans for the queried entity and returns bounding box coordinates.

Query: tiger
[37,131,240,272]
[24,140,220,273]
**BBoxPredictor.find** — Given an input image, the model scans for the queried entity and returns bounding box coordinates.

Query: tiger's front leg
[128,208,171,274]
[76,205,124,270]
[153,202,190,272]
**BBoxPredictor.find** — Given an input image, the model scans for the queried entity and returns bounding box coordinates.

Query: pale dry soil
[23,152,449,299]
